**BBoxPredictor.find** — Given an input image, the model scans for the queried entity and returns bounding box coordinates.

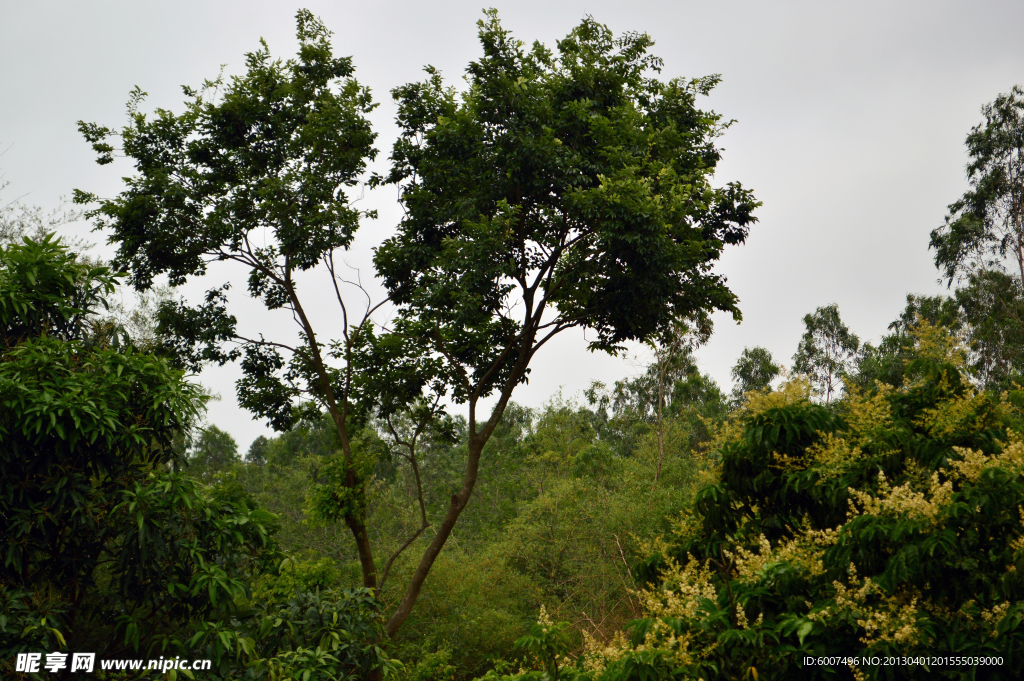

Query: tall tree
[188,424,241,479]
[931,85,1024,284]
[77,9,757,638]
[792,304,859,403]
[372,11,758,634]
[247,435,270,466]
[953,269,1024,388]
[75,10,390,594]
[730,345,781,404]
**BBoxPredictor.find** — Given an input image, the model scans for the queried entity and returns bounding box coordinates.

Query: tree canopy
[792,304,860,403]
[370,10,758,634]
[731,346,782,404]
[75,8,758,640]
[931,85,1024,284]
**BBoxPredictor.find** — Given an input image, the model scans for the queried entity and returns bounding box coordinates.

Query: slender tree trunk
[384,431,485,636]
[290,289,378,592]
[653,353,666,490]
[345,513,377,591]
[384,348,530,636]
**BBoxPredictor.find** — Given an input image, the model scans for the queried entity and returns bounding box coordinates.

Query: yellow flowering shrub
[556,323,1024,681]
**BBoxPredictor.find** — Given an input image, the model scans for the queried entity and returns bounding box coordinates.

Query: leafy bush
[0,238,392,680]
[472,322,1024,681]
[577,322,1024,680]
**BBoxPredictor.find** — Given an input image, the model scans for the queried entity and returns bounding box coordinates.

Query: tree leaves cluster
[0,237,271,673]
[931,85,1024,285]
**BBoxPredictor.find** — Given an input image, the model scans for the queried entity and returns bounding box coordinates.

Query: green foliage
[853,293,961,391]
[76,8,377,430]
[404,396,708,675]
[731,346,782,404]
[27,29,1023,681]
[377,11,758,369]
[953,270,1024,389]
[306,426,391,524]
[365,10,759,636]
[387,548,538,678]
[104,473,277,652]
[248,435,270,466]
[670,368,730,449]
[510,609,574,680]
[931,85,1024,284]
[855,273,1024,393]
[180,585,397,680]
[370,7,761,634]
[78,10,376,295]
[247,587,398,680]
[473,611,589,681]
[586,355,728,456]
[0,235,396,681]
[399,648,457,681]
[579,324,1024,680]
[792,303,860,403]
[189,424,242,480]
[252,557,342,605]
[75,10,455,620]
[0,237,283,675]
[0,584,67,667]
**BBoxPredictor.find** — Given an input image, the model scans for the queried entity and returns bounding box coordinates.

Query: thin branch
[379,524,428,594]
[325,250,351,347]
[233,335,299,353]
[378,400,440,592]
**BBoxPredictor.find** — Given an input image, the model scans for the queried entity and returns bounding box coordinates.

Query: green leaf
[796,620,812,646]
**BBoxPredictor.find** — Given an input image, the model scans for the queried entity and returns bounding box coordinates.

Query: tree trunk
[653,353,666,489]
[384,434,483,636]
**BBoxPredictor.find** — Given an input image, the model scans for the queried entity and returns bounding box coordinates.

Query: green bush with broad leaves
[0,238,394,680]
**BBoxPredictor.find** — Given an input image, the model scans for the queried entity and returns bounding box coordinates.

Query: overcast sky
[2,0,1022,451]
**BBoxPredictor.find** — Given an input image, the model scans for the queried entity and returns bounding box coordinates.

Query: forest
[3,8,1024,681]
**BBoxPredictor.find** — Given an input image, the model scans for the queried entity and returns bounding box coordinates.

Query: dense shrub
[488,322,1024,681]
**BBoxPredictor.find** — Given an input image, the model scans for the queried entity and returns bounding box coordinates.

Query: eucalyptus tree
[953,269,1024,389]
[372,11,758,634]
[931,85,1024,284]
[792,304,860,403]
[730,345,782,404]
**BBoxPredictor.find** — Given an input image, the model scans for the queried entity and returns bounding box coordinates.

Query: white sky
[3,0,1023,451]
